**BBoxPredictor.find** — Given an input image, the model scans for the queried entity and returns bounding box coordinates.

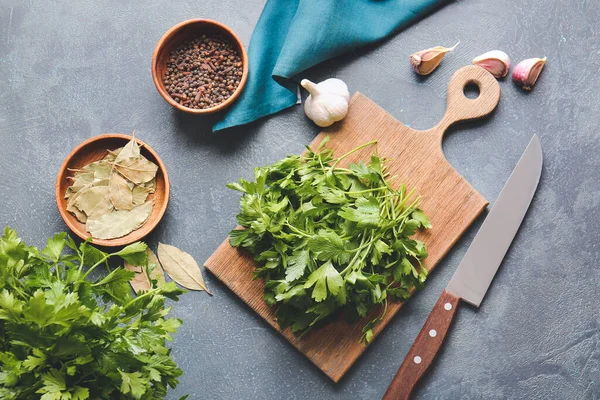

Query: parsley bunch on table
[0,228,187,400]
[228,139,430,343]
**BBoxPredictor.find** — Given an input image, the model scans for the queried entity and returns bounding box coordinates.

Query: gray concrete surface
[1,0,598,399]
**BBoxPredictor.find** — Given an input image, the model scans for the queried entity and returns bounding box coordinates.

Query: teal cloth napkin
[214,0,449,132]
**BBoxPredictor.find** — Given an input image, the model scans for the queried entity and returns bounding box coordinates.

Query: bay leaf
[66,181,92,223]
[124,263,151,294]
[67,203,88,223]
[115,136,141,163]
[66,177,109,206]
[91,160,113,180]
[74,186,110,216]
[86,195,113,219]
[115,156,158,184]
[93,178,110,186]
[66,180,91,206]
[109,172,134,211]
[104,147,123,162]
[65,187,78,200]
[124,248,165,294]
[70,160,111,179]
[132,185,153,205]
[141,178,156,193]
[67,171,95,189]
[147,248,166,283]
[86,201,153,240]
[66,188,84,209]
[67,167,94,177]
[66,181,87,197]
[157,243,212,294]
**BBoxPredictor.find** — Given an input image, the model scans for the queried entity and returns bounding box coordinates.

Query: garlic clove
[410,41,459,75]
[301,78,350,127]
[472,50,511,78]
[512,57,547,90]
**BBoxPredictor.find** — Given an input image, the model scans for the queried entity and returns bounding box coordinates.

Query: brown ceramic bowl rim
[151,18,249,115]
[55,133,170,247]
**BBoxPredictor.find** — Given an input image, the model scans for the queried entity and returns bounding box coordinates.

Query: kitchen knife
[382,135,543,400]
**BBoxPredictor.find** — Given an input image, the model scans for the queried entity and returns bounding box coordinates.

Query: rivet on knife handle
[382,290,460,400]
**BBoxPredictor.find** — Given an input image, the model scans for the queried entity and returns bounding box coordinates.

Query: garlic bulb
[301,78,350,127]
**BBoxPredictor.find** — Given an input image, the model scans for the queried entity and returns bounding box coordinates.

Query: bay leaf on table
[125,248,165,294]
[115,136,141,163]
[115,157,158,184]
[109,172,134,211]
[86,200,153,240]
[157,243,212,295]
[147,248,165,283]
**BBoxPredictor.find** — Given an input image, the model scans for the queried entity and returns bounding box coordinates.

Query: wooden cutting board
[205,66,500,382]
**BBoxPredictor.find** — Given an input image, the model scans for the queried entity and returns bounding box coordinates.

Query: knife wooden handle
[382,289,461,400]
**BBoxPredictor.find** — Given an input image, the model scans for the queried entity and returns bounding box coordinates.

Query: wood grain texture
[382,289,461,400]
[205,66,500,382]
[55,134,169,247]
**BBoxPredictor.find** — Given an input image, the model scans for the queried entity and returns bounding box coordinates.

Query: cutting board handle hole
[463,81,480,99]
[436,66,500,132]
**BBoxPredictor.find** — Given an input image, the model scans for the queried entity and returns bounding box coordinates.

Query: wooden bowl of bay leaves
[55,133,170,247]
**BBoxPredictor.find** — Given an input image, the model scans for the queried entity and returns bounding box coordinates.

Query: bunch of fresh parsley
[0,228,187,399]
[228,139,430,343]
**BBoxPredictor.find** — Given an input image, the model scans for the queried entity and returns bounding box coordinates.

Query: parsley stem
[396,196,421,222]
[330,140,378,170]
[341,232,377,275]
[284,223,312,238]
[124,289,155,309]
[81,254,112,280]
[332,167,352,173]
[7,280,27,299]
[341,234,367,275]
[345,187,386,195]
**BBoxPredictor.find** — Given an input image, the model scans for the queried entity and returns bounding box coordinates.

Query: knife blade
[382,135,543,400]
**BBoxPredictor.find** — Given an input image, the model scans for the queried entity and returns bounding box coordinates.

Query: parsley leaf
[339,196,380,228]
[285,250,310,282]
[228,139,430,343]
[304,261,344,302]
[308,231,351,264]
[119,370,147,399]
[0,228,186,399]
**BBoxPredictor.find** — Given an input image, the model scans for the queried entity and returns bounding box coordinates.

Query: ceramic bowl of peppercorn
[152,19,248,114]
